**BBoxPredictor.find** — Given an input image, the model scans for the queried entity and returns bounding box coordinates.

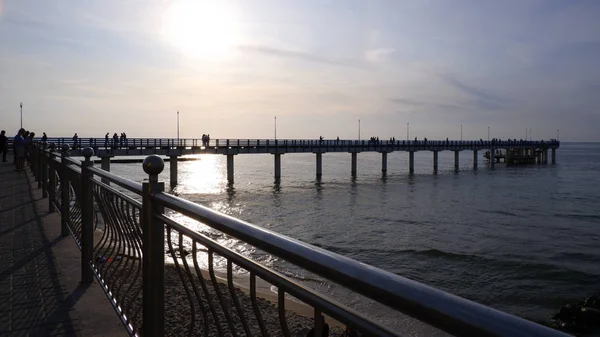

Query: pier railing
[12,137,560,152]
[32,143,570,337]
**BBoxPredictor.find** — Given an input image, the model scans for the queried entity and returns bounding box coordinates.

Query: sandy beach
[94,250,350,336]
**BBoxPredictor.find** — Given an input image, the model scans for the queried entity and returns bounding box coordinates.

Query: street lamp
[487,126,490,142]
[20,102,23,129]
[460,124,463,141]
[274,116,277,140]
[557,129,559,141]
[358,119,360,140]
[177,110,180,142]
[407,122,409,141]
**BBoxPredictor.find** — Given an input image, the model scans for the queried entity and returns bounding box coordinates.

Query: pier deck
[0,162,126,336]
[23,137,559,185]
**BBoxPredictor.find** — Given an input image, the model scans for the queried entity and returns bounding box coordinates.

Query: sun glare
[161,0,240,59]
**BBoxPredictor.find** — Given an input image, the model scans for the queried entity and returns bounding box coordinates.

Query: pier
[31,137,559,186]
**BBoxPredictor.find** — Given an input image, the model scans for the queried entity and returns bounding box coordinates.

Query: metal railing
[12,137,560,153]
[30,143,570,337]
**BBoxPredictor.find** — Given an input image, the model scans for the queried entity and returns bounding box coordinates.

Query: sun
[161,0,240,59]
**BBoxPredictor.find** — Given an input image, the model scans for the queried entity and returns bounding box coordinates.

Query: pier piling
[433,151,438,173]
[454,151,460,171]
[100,156,111,185]
[169,155,178,187]
[274,153,282,180]
[409,151,415,174]
[473,150,478,169]
[351,152,357,177]
[227,154,235,183]
[381,152,387,174]
[316,153,323,179]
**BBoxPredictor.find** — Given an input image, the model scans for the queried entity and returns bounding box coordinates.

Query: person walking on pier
[0,130,7,162]
[26,132,35,160]
[72,133,79,150]
[41,132,47,144]
[13,128,26,171]
[112,133,118,149]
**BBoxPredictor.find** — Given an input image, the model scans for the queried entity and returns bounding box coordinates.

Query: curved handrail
[156,213,399,336]
[88,166,143,194]
[152,191,570,337]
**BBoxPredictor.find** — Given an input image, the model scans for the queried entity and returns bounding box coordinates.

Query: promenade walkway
[0,162,126,336]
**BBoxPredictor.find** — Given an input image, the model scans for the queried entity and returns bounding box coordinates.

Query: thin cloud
[435,73,511,111]
[237,45,369,69]
[60,78,88,85]
[390,98,468,111]
[365,48,395,63]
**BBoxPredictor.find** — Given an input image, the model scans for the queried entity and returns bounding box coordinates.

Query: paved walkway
[0,161,126,336]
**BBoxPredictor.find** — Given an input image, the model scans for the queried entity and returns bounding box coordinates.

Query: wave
[552,213,600,221]
[478,209,520,217]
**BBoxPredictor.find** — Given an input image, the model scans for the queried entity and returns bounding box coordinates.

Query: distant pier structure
[41,138,559,186]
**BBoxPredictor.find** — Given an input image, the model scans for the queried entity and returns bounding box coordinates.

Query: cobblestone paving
[0,162,80,336]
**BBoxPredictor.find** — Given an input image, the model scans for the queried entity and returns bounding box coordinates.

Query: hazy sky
[1,0,599,141]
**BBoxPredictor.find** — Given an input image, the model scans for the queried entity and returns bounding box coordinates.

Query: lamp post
[177,110,179,142]
[274,116,277,140]
[460,124,463,141]
[20,102,23,129]
[487,126,490,142]
[557,129,559,141]
[407,122,409,141]
[358,119,360,140]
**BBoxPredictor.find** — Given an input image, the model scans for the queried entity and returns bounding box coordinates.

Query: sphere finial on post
[143,155,164,182]
[82,147,94,162]
[61,144,70,153]
[48,142,56,151]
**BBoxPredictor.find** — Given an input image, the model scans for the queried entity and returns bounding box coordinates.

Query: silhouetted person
[0,130,7,162]
[113,133,119,148]
[41,132,47,143]
[14,128,26,171]
[72,133,79,149]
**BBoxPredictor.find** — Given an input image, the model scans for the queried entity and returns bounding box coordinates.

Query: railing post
[60,144,71,237]
[31,143,38,179]
[37,145,43,188]
[142,155,165,337]
[41,143,48,198]
[81,148,95,284]
[48,143,56,212]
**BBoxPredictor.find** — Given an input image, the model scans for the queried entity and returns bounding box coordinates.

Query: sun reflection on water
[174,155,226,195]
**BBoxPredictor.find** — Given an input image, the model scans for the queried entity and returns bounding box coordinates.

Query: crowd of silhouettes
[102,132,128,149]
[0,128,40,171]
[201,134,210,147]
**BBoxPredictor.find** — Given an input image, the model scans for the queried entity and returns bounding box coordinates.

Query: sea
[107,142,600,334]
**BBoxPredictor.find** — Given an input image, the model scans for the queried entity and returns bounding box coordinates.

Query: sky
[1,0,599,141]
